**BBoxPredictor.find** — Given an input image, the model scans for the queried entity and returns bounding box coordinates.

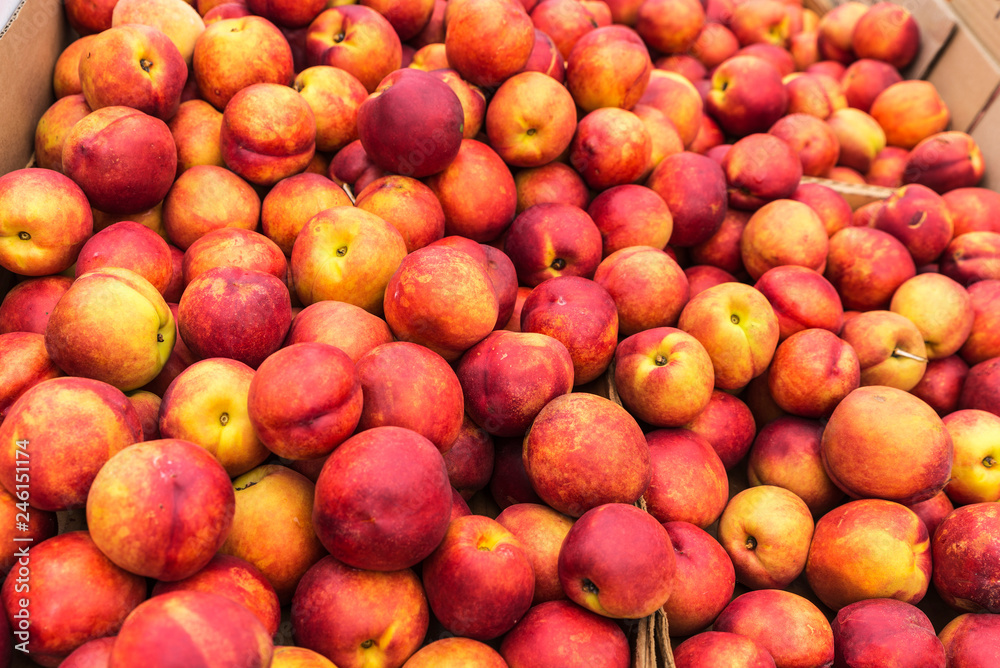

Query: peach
[530,0,598,61]
[354,175,445,253]
[718,485,814,590]
[959,357,1000,417]
[635,0,705,55]
[768,113,839,177]
[178,266,292,368]
[495,503,574,604]
[558,503,675,619]
[768,328,860,418]
[293,66,367,154]
[677,281,780,391]
[0,376,141,512]
[566,26,651,112]
[782,73,832,119]
[500,600,630,667]
[430,68,488,139]
[53,35,98,98]
[692,23,740,69]
[841,58,903,113]
[457,331,573,438]
[162,165,260,251]
[903,131,985,194]
[519,276,619,384]
[34,94,92,173]
[674,632,777,667]
[486,71,577,168]
[644,428,728,527]
[816,1,867,63]
[755,265,845,342]
[519,28,566,82]
[357,342,464,450]
[866,145,910,188]
[63,107,177,215]
[421,515,533,639]
[247,342,361,460]
[932,502,1000,612]
[221,465,327,604]
[259,173,351,256]
[832,599,945,668]
[912,355,970,417]
[840,309,928,391]
[688,112,725,155]
[193,16,294,110]
[682,390,756,470]
[827,107,886,174]
[0,169,93,277]
[871,81,950,150]
[825,226,917,311]
[46,267,175,391]
[504,203,602,286]
[443,416,494,499]
[822,386,952,505]
[87,438,235,580]
[660,522,735,636]
[655,54,706,83]
[740,199,828,280]
[689,208,749,275]
[305,5,402,92]
[151,554,281,636]
[445,0,533,88]
[940,231,1000,286]
[942,409,1000,505]
[587,184,672,257]
[852,2,920,69]
[0,532,146,666]
[290,206,407,314]
[514,162,590,213]
[907,489,954,540]
[748,416,845,516]
[594,246,689,336]
[424,139,517,242]
[791,183,853,237]
[283,300,393,363]
[60,637,116,668]
[109,591,272,667]
[383,245,499,361]
[790,30,820,71]
[357,69,463,177]
[939,613,1000,666]
[182,227,286,287]
[961,280,1000,365]
[570,107,651,191]
[0,332,62,425]
[722,134,802,211]
[167,99,224,177]
[112,0,206,63]
[944,187,1000,236]
[76,220,172,295]
[646,151,727,246]
[524,393,650,517]
[706,55,788,139]
[158,357,269,475]
[615,328,715,428]
[714,590,835,667]
[220,82,316,186]
[407,638,507,667]
[637,70,704,148]
[270,647,338,668]
[312,426,451,571]
[891,273,973,360]
[79,24,187,121]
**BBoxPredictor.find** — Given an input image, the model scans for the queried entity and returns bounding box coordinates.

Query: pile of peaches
[0,0,999,664]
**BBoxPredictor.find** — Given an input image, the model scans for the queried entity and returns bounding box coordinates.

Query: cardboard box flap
[0,0,68,177]
[927,24,1000,133]
[949,0,1000,64]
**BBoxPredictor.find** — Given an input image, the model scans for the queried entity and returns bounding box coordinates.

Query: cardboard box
[0,0,69,177]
